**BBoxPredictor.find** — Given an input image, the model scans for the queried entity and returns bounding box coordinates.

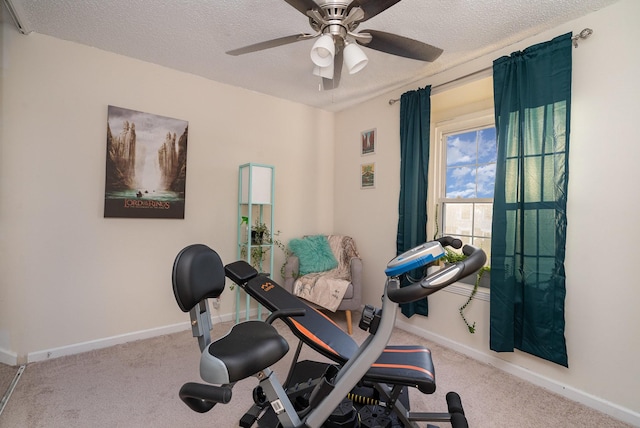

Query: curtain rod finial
[572,28,593,48]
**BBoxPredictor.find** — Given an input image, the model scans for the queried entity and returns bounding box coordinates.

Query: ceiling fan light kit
[343,42,368,74]
[310,34,336,67]
[226,0,443,90]
[313,64,335,79]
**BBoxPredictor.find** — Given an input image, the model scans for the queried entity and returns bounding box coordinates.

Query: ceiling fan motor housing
[314,0,356,39]
[319,1,349,20]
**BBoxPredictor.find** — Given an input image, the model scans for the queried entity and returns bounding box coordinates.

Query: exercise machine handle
[435,236,463,249]
[386,244,487,304]
[265,308,306,324]
[178,382,232,413]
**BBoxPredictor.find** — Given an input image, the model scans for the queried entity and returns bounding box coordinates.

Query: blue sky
[446,127,496,198]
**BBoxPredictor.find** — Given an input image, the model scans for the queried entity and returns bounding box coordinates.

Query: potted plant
[240,219,289,275]
[251,220,269,245]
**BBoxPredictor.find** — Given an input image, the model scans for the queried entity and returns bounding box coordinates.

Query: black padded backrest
[243,275,359,363]
[172,244,225,312]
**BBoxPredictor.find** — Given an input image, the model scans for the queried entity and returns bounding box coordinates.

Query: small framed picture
[361,163,375,189]
[361,128,376,156]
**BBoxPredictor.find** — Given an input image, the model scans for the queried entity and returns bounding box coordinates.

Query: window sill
[458,271,490,288]
[445,275,490,302]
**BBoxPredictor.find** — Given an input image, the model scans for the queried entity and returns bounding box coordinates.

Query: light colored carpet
[0,312,631,427]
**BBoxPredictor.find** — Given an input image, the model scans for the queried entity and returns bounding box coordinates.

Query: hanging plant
[458,265,490,334]
[433,204,489,334]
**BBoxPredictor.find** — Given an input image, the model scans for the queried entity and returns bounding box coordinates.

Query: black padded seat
[242,275,436,395]
[201,321,289,384]
[366,346,435,394]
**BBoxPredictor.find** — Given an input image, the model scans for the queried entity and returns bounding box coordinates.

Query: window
[435,111,496,286]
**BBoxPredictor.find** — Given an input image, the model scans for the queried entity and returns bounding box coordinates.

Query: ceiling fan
[226,0,443,90]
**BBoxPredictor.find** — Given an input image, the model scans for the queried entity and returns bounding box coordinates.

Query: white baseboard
[26,309,251,364]
[27,322,191,363]
[395,319,640,427]
[0,348,18,366]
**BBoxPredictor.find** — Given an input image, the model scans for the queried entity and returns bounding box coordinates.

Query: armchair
[283,235,362,334]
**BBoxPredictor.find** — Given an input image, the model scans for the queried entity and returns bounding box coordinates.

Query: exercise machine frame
[172,237,486,427]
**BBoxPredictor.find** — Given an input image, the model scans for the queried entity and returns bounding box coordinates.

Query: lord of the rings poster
[104,106,188,219]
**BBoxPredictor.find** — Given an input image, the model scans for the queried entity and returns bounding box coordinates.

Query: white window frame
[432,109,495,299]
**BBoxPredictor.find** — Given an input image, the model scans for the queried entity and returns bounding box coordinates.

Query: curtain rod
[388,66,492,105]
[388,28,593,106]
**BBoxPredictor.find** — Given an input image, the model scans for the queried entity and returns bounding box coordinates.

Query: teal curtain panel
[490,33,572,367]
[397,86,431,318]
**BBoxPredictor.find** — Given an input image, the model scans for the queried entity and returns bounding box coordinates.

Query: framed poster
[104,106,189,219]
[361,128,376,155]
[361,162,375,189]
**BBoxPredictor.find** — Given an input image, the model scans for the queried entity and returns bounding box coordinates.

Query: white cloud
[447,135,476,165]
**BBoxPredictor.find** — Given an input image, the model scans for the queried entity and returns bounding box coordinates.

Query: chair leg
[345,310,352,335]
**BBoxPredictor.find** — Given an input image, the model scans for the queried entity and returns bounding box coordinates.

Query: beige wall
[0,25,334,360]
[1,0,638,425]
[335,0,639,423]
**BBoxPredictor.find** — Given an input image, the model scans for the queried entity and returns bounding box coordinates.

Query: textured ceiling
[2,0,619,111]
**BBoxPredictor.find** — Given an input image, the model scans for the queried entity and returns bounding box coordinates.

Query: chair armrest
[283,255,299,294]
[349,257,363,303]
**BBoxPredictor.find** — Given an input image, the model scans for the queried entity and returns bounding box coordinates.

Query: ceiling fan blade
[226,34,314,56]
[283,0,321,16]
[348,0,402,22]
[357,29,443,62]
[323,49,343,90]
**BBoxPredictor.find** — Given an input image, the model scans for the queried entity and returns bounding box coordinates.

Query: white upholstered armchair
[283,235,362,334]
